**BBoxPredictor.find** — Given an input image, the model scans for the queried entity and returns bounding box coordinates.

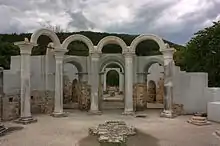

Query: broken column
[14,38,37,124]
[160,45,176,118]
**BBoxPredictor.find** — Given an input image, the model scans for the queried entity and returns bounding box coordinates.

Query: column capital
[54,49,68,59]
[90,51,101,59]
[160,47,175,60]
[123,51,135,57]
[14,38,37,55]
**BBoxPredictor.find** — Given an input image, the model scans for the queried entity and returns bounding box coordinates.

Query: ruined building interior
[0,28,219,124]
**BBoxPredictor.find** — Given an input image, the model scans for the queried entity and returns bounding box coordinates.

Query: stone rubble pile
[187,115,211,126]
[89,121,136,146]
[172,103,184,116]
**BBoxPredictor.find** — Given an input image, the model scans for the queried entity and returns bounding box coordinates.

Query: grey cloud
[105,0,220,44]
[0,0,219,44]
[105,1,177,35]
[67,10,95,30]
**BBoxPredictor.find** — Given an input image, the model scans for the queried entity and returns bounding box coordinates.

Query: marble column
[119,72,124,93]
[45,43,55,91]
[89,52,101,114]
[0,67,8,135]
[51,49,68,117]
[103,71,107,92]
[14,39,37,124]
[123,52,134,115]
[160,47,176,118]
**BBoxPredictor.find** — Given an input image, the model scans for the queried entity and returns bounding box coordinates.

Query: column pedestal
[160,110,176,118]
[51,112,68,118]
[14,116,37,125]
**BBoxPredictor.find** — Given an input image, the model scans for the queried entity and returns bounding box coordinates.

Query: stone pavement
[0,110,219,146]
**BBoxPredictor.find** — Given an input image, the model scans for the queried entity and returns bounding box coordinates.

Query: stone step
[101,101,124,110]
[0,125,8,136]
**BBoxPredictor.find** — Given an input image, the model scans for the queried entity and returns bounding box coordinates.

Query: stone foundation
[187,115,211,126]
[89,121,136,146]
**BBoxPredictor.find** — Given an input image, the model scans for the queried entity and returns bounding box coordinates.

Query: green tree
[182,21,220,86]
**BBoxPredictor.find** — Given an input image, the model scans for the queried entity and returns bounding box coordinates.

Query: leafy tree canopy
[180,21,220,86]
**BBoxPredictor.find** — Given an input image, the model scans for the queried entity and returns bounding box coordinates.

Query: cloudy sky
[0,0,219,44]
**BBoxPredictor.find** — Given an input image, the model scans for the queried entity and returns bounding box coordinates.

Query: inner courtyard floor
[0,110,220,146]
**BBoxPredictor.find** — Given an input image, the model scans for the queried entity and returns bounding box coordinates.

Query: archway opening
[135,40,161,56]
[102,44,122,54]
[32,35,53,55]
[63,62,80,109]
[106,70,119,87]
[100,62,125,111]
[66,41,89,56]
[145,63,164,107]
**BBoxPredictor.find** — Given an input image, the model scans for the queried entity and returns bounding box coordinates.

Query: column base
[51,112,68,118]
[14,116,37,125]
[160,110,176,118]
[122,110,135,116]
[0,124,8,136]
[88,110,102,115]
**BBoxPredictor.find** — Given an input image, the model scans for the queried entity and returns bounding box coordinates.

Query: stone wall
[2,94,20,121]
[133,83,147,111]
[2,90,55,121]
[78,82,91,111]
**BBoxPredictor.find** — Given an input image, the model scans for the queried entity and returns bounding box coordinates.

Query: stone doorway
[145,63,164,109]
[99,62,125,111]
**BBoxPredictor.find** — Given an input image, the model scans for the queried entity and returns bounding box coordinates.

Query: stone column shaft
[14,39,37,124]
[21,53,31,118]
[51,49,67,117]
[123,52,134,114]
[103,71,107,91]
[160,47,175,118]
[89,53,101,114]
[119,73,123,92]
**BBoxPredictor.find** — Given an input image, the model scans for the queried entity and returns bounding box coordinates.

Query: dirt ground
[0,109,219,146]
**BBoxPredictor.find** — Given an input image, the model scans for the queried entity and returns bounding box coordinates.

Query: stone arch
[100,56,125,73]
[61,34,94,53]
[30,28,61,48]
[97,36,128,53]
[143,56,164,73]
[130,34,166,53]
[63,56,85,73]
[105,68,121,76]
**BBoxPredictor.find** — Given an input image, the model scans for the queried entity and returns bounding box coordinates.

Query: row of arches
[30,28,167,55]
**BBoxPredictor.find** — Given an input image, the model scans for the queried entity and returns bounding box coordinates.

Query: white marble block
[207,102,220,122]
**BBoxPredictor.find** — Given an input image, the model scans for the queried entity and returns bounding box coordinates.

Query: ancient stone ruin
[187,114,211,126]
[89,121,136,146]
